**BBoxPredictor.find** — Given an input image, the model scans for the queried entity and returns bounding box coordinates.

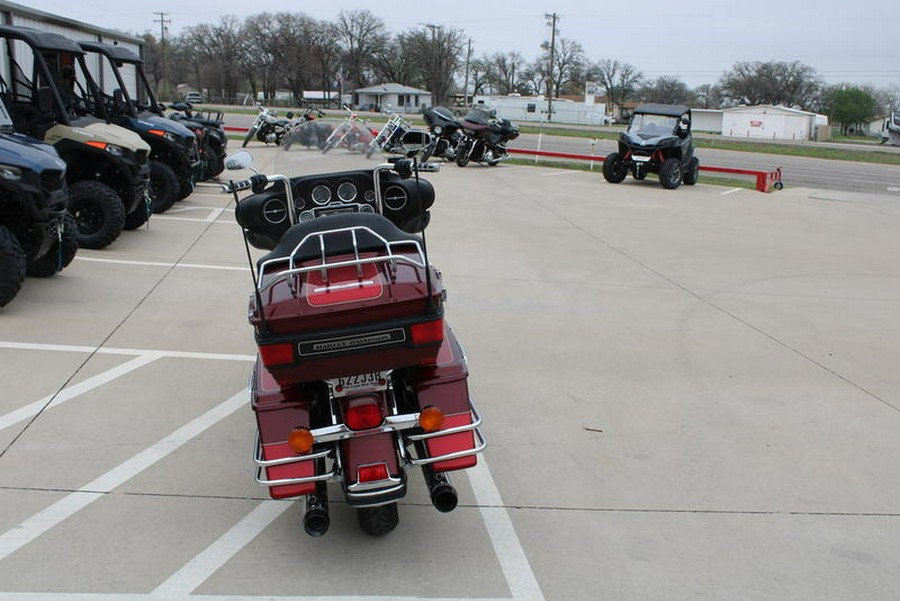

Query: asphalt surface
[2,146,900,600]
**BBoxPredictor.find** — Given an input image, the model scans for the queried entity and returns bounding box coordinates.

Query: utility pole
[153,11,171,99]
[424,23,440,105]
[544,12,558,122]
[463,38,472,108]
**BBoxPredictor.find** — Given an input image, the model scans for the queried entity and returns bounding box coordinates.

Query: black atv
[79,41,203,213]
[0,99,76,307]
[167,102,228,181]
[603,103,699,189]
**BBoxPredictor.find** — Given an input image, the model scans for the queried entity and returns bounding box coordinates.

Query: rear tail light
[358,462,390,483]
[344,398,384,430]
[410,319,444,345]
[259,343,293,366]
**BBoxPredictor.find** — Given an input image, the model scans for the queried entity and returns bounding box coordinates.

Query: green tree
[823,85,879,135]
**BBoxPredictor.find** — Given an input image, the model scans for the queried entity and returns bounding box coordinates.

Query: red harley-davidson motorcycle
[222,133,484,537]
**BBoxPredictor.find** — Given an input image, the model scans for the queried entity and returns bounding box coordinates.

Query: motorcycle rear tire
[356,503,399,536]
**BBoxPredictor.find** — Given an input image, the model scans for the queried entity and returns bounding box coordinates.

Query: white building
[721,105,827,141]
[0,0,143,98]
[352,83,432,113]
[691,109,723,133]
[472,94,609,126]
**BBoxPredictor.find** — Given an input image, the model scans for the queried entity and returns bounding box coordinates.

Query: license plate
[328,371,389,398]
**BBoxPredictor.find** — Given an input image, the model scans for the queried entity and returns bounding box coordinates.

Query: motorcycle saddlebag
[251,360,317,499]
[413,325,479,473]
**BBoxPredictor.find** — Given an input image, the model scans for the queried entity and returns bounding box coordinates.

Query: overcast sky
[15,0,900,88]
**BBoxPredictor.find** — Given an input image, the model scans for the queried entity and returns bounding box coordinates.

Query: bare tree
[370,35,418,89]
[180,16,244,101]
[276,13,320,101]
[545,38,585,98]
[309,22,342,103]
[693,83,724,109]
[467,56,492,96]
[240,13,283,100]
[718,60,822,110]
[401,25,464,106]
[595,59,643,113]
[483,51,526,95]
[639,76,694,105]
[335,10,388,89]
[521,59,548,100]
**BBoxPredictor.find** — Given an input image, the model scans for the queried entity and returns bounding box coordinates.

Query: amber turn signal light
[287,427,314,454]
[418,406,444,433]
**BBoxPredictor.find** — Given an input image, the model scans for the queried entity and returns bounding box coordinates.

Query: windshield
[628,113,678,136]
[88,52,138,116]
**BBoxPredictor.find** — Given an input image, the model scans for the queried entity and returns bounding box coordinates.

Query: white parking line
[145,460,544,600]
[0,344,256,433]
[0,354,160,432]
[0,594,509,600]
[720,187,742,195]
[0,390,247,562]
[0,342,542,601]
[151,500,292,597]
[0,341,255,362]
[74,257,249,271]
[469,460,546,601]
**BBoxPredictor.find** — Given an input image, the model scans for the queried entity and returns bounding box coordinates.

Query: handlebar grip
[221,179,253,193]
[222,174,270,194]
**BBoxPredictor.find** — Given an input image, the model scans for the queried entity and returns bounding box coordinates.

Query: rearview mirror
[225,150,253,170]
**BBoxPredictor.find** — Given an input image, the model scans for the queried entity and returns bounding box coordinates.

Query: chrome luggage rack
[256,225,429,293]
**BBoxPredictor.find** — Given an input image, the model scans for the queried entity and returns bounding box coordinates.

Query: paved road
[2,146,900,600]
[223,112,900,197]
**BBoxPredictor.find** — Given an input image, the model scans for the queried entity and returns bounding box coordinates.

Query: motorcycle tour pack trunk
[250,213,445,385]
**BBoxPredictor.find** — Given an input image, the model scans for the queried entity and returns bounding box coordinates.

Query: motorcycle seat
[258,212,422,270]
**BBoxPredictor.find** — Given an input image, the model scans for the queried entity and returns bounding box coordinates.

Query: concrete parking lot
[1,146,899,600]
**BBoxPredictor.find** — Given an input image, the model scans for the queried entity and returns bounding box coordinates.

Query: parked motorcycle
[243,104,293,147]
[321,106,378,156]
[455,106,520,167]
[222,134,484,537]
[281,108,332,151]
[420,106,464,162]
[372,112,417,156]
